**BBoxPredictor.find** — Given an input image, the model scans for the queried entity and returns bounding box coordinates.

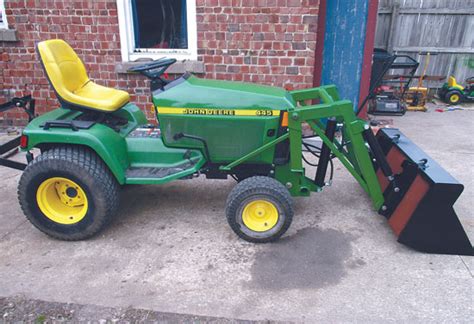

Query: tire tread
[18,145,119,240]
[225,176,293,243]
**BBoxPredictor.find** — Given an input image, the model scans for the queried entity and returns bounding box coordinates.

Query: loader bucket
[374,128,473,256]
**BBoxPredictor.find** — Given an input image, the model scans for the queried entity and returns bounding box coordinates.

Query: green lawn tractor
[2,39,472,255]
[438,76,474,105]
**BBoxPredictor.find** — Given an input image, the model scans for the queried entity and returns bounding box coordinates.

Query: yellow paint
[37,39,129,112]
[242,199,279,232]
[36,177,88,225]
[157,107,279,117]
[448,76,464,91]
[450,94,460,103]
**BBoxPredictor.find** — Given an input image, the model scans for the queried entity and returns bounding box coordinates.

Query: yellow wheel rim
[450,94,460,103]
[242,199,279,232]
[36,177,88,225]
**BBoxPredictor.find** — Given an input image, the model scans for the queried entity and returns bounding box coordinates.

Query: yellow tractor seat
[448,76,464,91]
[37,39,130,112]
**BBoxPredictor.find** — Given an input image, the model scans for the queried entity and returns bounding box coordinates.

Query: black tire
[446,90,463,105]
[18,146,120,240]
[437,87,448,101]
[225,176,293,243]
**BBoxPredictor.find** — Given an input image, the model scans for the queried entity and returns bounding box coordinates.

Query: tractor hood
[152,74,296,111]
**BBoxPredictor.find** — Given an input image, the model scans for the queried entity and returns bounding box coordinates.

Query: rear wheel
[18,146,119,240]
[446,90,463,105]
[437,87,448,102]
[225,176,293,243]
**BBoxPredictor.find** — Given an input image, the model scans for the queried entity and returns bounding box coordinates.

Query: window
[117,0,197,62]
[0,0,8,29]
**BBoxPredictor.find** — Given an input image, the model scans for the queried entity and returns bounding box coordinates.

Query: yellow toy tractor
[438,76,474,105]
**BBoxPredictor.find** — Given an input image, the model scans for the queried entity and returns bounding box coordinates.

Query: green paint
[152,75,293,163]
[465,57,474,69]
[220,133,290,171]
[22,106,138,184]
[22,76,385,209]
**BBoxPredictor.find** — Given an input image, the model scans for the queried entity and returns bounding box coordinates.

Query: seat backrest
[448,76,464,90]
[37,39,90,97]
[448,76,456,87]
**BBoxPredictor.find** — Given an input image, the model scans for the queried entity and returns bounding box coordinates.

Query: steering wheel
[127,58,177,80]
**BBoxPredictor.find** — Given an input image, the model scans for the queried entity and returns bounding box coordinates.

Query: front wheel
[18,146,120,240]
[225,176,294,243]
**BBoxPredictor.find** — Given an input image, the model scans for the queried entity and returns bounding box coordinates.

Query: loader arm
[221,85,472,255]
[287,87,385,208]
[220,85,386,207]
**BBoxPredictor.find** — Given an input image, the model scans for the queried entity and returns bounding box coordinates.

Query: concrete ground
[0,104,472,322]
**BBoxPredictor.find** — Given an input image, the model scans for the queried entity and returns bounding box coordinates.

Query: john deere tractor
[438,76,474,105]
[1,40,472,255]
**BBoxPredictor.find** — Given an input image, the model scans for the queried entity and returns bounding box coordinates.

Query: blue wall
[321,0,370,109]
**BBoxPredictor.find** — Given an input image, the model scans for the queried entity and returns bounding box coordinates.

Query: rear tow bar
[0,96,35,170]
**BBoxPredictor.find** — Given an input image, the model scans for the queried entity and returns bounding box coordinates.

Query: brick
[1,0,318,124]
[227,24,240,32]
[292,42,307,50]
[303,15,318,24]
[287,0,301,7]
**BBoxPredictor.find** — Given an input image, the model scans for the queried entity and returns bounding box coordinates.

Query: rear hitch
[0,95,36,171]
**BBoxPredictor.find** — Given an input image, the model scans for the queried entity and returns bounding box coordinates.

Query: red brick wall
[0,0,319,125]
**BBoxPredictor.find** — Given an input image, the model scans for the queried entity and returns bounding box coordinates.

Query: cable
[302,140,335,183]
[302,134,320,139]
[329,156,334,182]
[302,153,318,167]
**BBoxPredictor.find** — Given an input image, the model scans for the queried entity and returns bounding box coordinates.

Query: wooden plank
[386,3,399,53]
[374,13,390,48]
[376,0,474,88]
[379,8,474,15]
[393,46,474,54]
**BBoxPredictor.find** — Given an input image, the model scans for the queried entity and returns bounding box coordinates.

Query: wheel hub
[36,177,88,225]
[66,187,78,198]
[242,199,279,232]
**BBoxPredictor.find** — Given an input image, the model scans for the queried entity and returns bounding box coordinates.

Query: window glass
[132,0,188,51]
[117,0,197,61]
[0,0,8,29]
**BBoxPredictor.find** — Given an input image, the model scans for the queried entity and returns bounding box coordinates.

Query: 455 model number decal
[157,107,279,117]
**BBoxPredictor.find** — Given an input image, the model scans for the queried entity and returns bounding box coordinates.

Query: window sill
[116,60,205,74]
[0,29,18,42]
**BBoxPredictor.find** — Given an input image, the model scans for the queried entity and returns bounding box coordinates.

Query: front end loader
[3,40,472,255]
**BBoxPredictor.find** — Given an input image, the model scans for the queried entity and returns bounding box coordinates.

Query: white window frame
[0,0,9,29]
[117,0,198,62]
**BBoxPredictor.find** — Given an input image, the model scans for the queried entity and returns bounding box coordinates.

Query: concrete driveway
[0,106,472,322]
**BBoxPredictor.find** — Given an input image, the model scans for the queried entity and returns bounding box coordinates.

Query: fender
[21,104,147,184]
